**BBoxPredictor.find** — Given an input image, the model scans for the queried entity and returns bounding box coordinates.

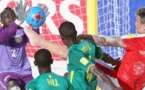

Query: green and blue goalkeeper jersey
[26,72,73,90]
[67,40,103,90]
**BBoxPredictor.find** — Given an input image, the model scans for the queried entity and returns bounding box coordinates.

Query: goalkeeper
[0,0,49,90]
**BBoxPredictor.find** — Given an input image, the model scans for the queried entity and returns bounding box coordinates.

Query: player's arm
[89,65,123,90]
[23,26,68,60]
[0,23,18,42]
[78,34,124,47]
[101,52,121,66]
[69,49,123,90]
[94,45,120,66]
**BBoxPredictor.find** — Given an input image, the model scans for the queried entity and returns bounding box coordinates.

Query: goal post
[87,0,98,35]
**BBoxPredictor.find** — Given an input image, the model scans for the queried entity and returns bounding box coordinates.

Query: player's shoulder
[26,78,38,89]
[51,72,67,79]
[49,72,69,82]
[121,34,145,39]
[45,72,64,78]
[28,77,38,84]
[80,40,95,45]
[69,40,94,51]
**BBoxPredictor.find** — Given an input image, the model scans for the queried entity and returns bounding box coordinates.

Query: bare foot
[23,26,42,46]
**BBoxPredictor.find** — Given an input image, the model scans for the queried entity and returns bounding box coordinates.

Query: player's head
[135,7,145,34]
[59,21,77,47]
[34,49,53,68]
[0,7,16,28]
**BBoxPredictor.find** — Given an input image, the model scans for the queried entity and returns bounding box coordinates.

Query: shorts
[0,72,33,90]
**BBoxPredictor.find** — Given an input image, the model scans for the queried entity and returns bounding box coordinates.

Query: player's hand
[37,3,49,17]
[112,57,121,67]
[14,0,27,25]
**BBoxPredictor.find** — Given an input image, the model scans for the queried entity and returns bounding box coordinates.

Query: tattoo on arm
[94,36,124,47]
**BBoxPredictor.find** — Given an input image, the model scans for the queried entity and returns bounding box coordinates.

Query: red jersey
[117,35,145,90]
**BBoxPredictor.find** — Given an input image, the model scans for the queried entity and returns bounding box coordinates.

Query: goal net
[98,0,130,59]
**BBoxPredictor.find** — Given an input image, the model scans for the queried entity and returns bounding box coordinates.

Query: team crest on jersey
[15,35,22,43]
[80,57,89,65]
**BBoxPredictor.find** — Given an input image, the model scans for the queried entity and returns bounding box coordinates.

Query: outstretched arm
[78,34,124,47]
[23,26,68,60]
[101,53,121,66]
[89,65,123,90]
[0,23,18,42]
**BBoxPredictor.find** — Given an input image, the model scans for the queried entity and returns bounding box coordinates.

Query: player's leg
[23,26,42,46]
[23,26,68,59]
[0,72,21,90]
[6,79,21,90]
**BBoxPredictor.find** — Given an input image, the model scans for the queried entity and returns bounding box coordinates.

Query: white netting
[98,0,130,59]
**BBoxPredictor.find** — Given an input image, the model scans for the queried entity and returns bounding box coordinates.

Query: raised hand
[14,0,28,25]
[37,3,49,17]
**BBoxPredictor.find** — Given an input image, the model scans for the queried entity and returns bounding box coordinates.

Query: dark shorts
[0,72,33,90]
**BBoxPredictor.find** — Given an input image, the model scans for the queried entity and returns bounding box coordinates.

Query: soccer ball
[25,6,46,27]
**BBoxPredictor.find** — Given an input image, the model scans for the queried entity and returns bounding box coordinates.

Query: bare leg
[23,26,68,60]
[23,26,42,46]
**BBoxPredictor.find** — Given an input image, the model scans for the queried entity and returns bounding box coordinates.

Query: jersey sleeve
[121,34,145,51]
[26,79,37,90]
[0,22,18,42]
[95,46,103,59]
[68,49,94,73]
[87,40,103,59]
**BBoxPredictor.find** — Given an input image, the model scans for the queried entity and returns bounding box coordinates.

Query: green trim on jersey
[26,72,73,90]
[67,40,103,90]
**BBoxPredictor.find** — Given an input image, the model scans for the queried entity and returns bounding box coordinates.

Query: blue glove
[14,0,27,25]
